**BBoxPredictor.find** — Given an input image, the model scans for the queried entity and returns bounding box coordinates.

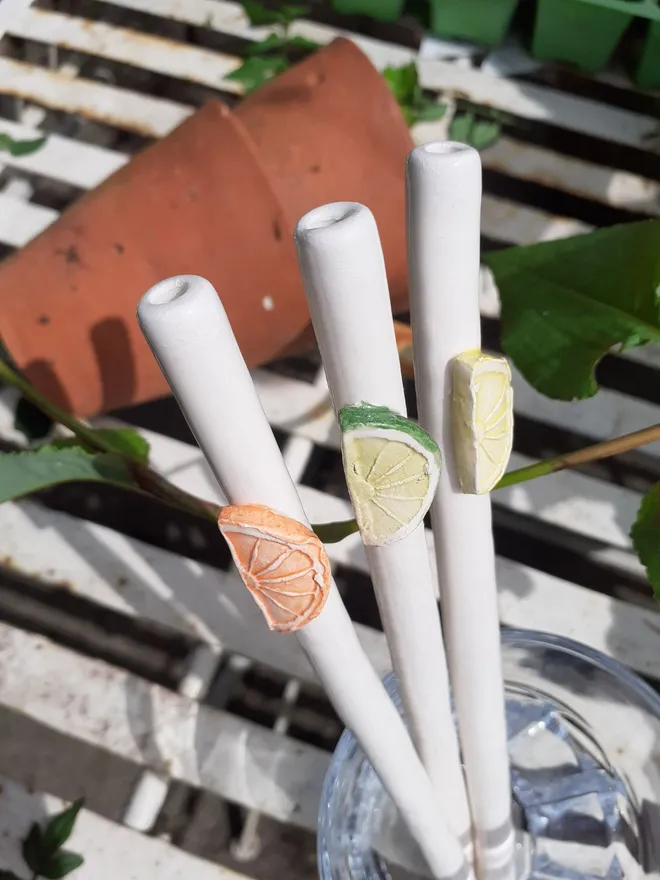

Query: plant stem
[311,517,360,544]
[496,422,660,489]
[4,350,660,543]
[312,424,660,537]
[0,358,221,522]
[0,359,114,454]
[130,462,221,522]
[393,319,660,484]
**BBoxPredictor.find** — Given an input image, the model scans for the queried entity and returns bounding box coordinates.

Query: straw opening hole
[303,203,361,231]
[147,277,190,305]
[422,141,471,155]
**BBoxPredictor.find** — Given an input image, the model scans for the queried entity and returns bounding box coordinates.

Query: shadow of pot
[0,104,306,417]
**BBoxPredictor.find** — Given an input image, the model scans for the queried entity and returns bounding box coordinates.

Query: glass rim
[319,626,660,880]
[326,627,660,779]
[499,626,660,716]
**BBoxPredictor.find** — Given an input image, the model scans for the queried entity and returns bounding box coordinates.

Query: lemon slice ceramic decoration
[339,403,441,546]
[218,504,331,632]
[451,351,514,495]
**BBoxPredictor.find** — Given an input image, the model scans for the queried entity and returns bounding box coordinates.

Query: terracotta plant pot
[0,104,307,416]
[0,39,413,416]
[237,37,414,318]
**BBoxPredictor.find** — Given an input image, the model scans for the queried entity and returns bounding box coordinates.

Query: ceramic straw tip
[411,139,479,160]
[137,274,218,329]
[295,199,386,268]
[407,141,481,189]
[296,199,365,235]
[143,275,191,305]
[420,141,473,155]
[405,141,483,367]
[294,202,382,271]
[294,201,387,293]
[293,201,398,413]
[137,272,306,515]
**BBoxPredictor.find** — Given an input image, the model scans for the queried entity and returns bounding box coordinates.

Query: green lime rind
[338,403,440,466]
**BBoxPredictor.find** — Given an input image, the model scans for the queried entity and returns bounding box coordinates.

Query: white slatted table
[0,2,659,877]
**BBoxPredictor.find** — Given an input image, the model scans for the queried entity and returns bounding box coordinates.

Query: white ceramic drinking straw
[406,144,515,880]
[137,275,474,880]
[294,202,472,855]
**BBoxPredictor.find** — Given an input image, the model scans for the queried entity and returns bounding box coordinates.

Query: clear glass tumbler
[318,629,660,880]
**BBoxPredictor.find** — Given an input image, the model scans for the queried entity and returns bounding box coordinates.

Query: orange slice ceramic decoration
[218,504,331,633]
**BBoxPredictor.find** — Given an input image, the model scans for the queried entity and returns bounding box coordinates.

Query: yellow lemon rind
[451,351,514,495]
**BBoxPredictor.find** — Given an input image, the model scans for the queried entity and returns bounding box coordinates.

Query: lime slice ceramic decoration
[339,403,441,546]
[451,350,514,494]
[218,504,331,632]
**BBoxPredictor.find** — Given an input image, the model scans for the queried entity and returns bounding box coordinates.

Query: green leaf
[226,55,289,92]
[279,3,309,24]
[245,33,288,54]
[52,428,149,464]
[40,799,84,857]
[0,358,119,459]
[90,428,149,462]
[10,136,47,157]
[448,111,474,144]
[21,823,43,874]
[39,850,84,879]
[631,484,660,600]
[0,446,137,504]
[241,0,283,25]
[240,0,307,26]
[245,33,317,57]
[284,34,318,52]
[483,220,660,400]
[449,112,501,150]
[312,518,359,544]
[383,63,447,129]
[383,62,418,106]
[467,118,501,151]
[409,100,447,125]
[0,132,48,156]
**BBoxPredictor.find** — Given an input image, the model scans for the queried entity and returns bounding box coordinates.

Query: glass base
[318,630,660,880]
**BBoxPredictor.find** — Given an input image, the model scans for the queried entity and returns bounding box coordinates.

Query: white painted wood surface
[0,56,191,136]
[0,774,253,880]
[1,486,658,680]
[0,620,331,831]
[5,2,657,152]
[7,8,245,94]
[0,3,659,876]
[0,191,56,246]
